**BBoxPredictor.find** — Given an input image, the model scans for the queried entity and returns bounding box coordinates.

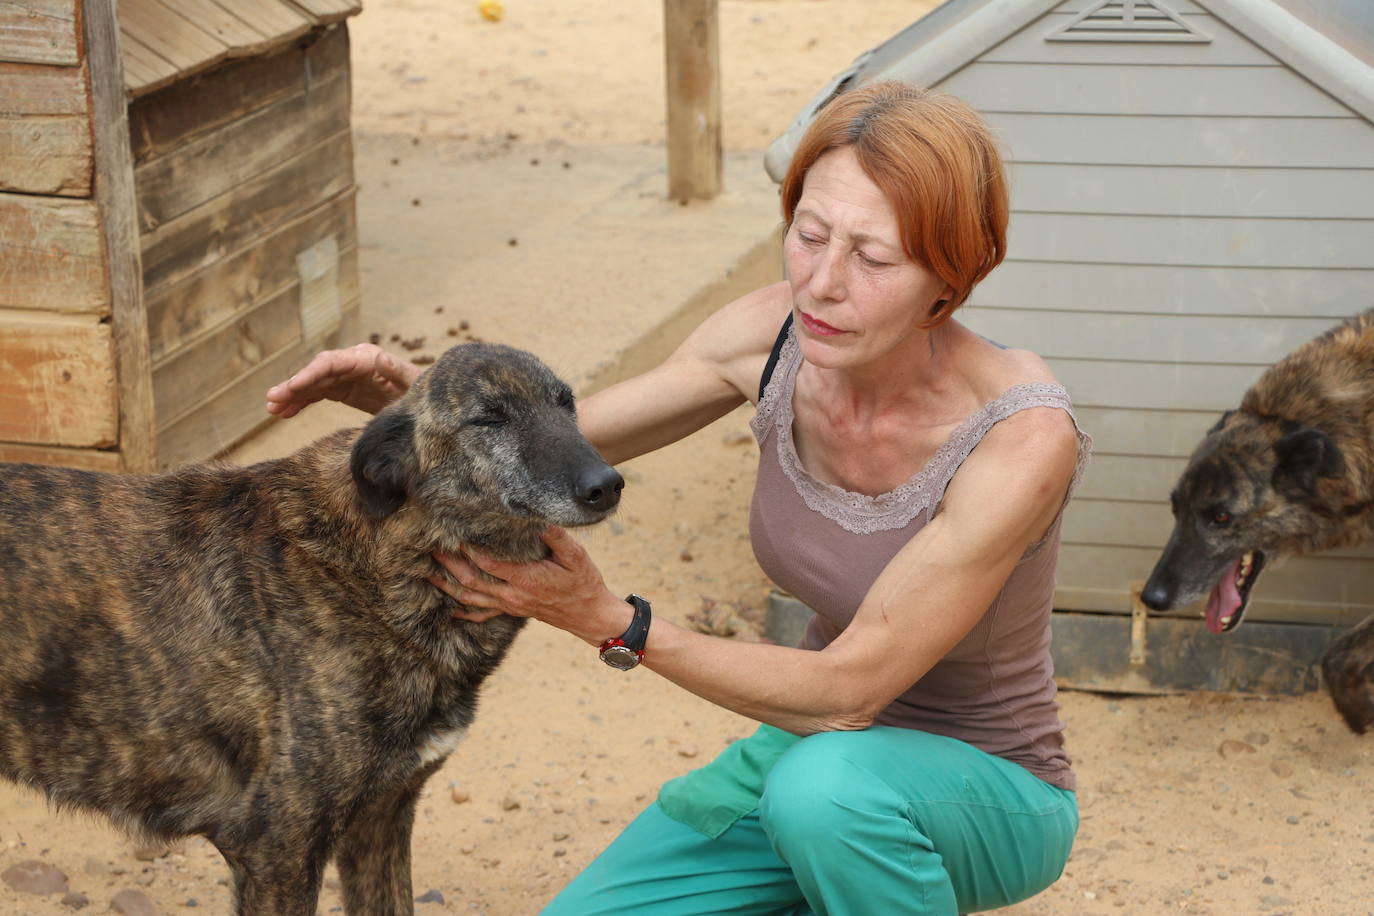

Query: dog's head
[349,343,622,543]
[1140,410,1347,633]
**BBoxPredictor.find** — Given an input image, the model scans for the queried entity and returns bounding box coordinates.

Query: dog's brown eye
[1211,510,1232,526]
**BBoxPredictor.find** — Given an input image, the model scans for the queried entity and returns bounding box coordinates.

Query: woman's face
[784,146,951,370]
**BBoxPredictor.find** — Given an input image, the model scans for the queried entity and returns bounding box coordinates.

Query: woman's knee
[757,731,887,843]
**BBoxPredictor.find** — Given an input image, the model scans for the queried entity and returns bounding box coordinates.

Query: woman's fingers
[453,607,506,623]
[265,344,420,417]
[432,553,516,609]
[427,574,462,601]
[461,546,525,583]
[434,550,492,585]
[374,349,422,389]
[427,576,507,623]
[265,348,362,416]
[539,526,586,569]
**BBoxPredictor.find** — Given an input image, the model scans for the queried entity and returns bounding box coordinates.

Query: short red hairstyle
[781,81,1009,328]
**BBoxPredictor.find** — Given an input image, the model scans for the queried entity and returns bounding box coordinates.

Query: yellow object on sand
[478,0,503,21]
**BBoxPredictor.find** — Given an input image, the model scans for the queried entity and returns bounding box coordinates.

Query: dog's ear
[1273,426,1344,496]
[1206,410,1236,435]
[351,407,420,520]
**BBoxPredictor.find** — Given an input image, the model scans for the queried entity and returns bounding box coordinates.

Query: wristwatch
[598,594,652,671]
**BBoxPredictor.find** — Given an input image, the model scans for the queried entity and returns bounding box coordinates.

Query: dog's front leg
[336,766,437,915]
[221,842,327,916]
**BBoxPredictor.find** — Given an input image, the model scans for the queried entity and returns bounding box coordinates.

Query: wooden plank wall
[946,0,1374,626]
[0,2,89,193]
[89,0,158,473]
[130,24,360,469]
[0,0,123,469]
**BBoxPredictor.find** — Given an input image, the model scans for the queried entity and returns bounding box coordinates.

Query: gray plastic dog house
[764,0,1374,693]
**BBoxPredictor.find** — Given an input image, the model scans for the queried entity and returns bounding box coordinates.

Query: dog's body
[1140,308,1374,733]
[0,343,622,914]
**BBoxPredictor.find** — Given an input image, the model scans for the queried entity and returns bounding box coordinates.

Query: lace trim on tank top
[750,326,1092,535]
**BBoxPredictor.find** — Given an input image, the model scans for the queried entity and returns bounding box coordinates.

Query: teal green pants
[540,726,1077,915]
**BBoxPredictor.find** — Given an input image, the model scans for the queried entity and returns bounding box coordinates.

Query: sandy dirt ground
[1,1,1372,914]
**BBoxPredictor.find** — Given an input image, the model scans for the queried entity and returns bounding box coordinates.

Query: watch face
[600,645,641,671]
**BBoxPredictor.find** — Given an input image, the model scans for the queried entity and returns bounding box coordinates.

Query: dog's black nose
[1139,579,1172,612]
[576,464,624,512]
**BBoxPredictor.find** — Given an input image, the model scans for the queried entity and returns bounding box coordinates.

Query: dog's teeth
[1220,615,1232,626]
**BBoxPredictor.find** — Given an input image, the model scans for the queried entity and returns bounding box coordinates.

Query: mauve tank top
[749,322,1090,791]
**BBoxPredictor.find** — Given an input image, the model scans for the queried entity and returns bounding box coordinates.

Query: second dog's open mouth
[1204,550,1266,634]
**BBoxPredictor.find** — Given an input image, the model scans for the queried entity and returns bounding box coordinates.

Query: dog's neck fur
[273,429,535,678]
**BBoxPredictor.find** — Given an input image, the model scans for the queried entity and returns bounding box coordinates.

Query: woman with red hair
[270,81,1088,914]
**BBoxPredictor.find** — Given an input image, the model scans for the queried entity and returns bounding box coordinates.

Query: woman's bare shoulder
[694,281,793,348]
[674,281,794,395]
[956,321,1061,398]
[957,328,1080,463]
[991,341,1059,387]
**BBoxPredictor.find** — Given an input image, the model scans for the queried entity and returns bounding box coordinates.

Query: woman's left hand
[431,527,625,645]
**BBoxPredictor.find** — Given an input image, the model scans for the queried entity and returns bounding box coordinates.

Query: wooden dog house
[764,0,1374,693]
[1,0,361,473]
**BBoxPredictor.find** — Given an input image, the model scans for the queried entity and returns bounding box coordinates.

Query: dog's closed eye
[468,408,508,428]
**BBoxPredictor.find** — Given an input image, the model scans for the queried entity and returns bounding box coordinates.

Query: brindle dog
[1139,308,1374,734]
[0,342,623,914]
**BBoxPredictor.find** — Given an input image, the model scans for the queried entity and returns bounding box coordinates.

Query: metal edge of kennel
[764,587,1346,696]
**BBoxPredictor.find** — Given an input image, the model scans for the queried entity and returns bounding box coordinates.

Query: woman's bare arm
[267,283,792,465]
[574,282,789,464]
[436,407,1080,735]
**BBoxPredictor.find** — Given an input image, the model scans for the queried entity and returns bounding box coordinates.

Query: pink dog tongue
[1204,558,1244,634]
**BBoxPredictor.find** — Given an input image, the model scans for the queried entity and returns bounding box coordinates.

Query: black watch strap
[598,594,652,670]
[619,594,651,651]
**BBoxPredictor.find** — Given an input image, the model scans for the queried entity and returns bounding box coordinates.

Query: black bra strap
[758,314,794,401]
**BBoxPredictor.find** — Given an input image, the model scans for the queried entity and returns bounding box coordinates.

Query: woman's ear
[926,285,956,320]
[351,406,420,520]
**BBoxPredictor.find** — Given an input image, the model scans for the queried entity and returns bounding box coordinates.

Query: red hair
[781,81,1009,327]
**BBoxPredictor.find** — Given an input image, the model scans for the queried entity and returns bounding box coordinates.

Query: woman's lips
[799,311,843,336]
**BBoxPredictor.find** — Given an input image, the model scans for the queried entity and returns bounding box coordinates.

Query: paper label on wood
[296,234,340,342]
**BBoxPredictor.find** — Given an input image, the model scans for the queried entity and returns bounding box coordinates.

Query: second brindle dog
[1139,308,1374,734]
[0,342,622,914]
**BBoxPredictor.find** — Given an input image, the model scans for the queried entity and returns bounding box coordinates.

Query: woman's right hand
[265,343,421,418]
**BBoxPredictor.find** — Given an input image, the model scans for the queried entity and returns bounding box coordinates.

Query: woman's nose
[809,246,845,301]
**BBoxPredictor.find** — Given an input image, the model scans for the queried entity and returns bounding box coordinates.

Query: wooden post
[663,0,722,202]
[83,0,158,472]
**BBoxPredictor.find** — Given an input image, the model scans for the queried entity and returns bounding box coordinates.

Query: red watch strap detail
[597,637,643,658]
[599,595,651,661]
